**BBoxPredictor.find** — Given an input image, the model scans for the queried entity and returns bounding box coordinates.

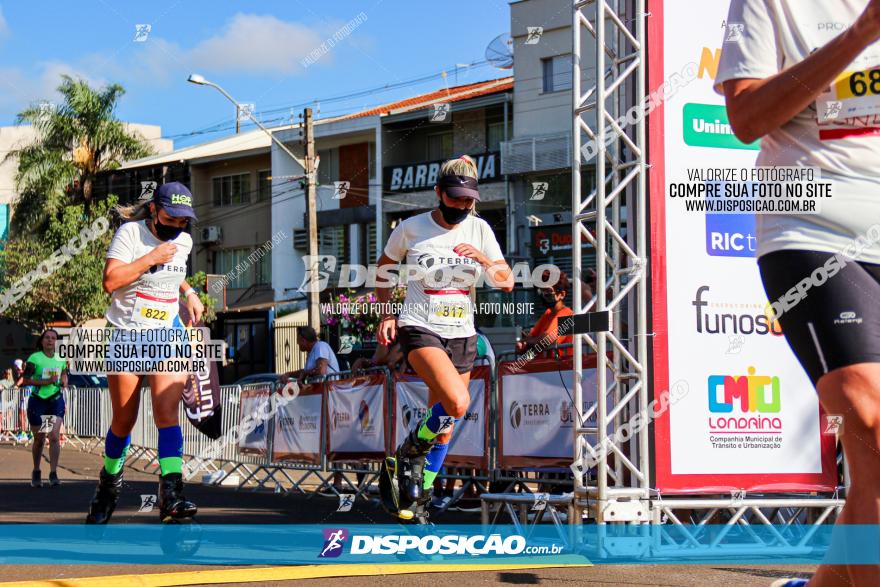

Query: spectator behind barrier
[281,326,340,385]
[516,271,573,358]
[351,341,404,374]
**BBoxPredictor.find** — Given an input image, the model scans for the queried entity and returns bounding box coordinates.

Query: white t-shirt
[104,221,193,328]
[305,340,340,373]
[715,0,880,262]
[384,212,505,339]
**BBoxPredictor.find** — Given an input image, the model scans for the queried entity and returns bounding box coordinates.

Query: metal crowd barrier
[4,346,587,512]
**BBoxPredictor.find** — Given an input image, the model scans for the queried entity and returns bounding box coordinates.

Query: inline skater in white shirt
[86,182,204,524]
[375,155,513,523]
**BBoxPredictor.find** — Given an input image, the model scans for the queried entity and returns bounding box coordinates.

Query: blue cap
[153,182,197,221]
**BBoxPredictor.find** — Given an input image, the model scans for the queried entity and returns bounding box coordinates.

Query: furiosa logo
[693,286,782,337]
[708,366,782,432]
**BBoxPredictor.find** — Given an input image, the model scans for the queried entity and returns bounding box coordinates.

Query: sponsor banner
[393,367,489,467]
[272,391,323,463]
[649,0,836,491]
[237,387,271,455]
[498,359,600,468]
[4,523,877,565]
[327,374,386,458]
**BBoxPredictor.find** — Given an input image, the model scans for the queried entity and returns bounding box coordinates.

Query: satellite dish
[485,33,514,69]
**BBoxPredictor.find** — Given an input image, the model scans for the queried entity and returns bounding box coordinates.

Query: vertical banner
[272,389,323,463]
[179,301,223,439]
[237,386,271,455]
[648,0,836,492]
[327,374,386,458]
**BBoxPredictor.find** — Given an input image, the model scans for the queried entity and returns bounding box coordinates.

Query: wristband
[183,288,197,298]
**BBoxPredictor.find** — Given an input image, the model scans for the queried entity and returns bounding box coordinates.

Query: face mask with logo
[152,211,186,241]
[438,199,471,225]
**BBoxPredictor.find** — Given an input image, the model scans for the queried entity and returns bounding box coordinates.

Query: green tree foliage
[5,76,153,236]
[0,197,116,326]
[187,271,217,325]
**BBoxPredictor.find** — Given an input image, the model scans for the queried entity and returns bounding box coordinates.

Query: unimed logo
[683,103,760,150]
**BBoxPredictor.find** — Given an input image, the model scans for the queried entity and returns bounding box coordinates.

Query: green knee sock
[103,446,129,475]
[158,457,183,475]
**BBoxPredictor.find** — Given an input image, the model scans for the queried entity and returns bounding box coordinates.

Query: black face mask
[438,200,471,225]
[540,291,558,308]
[152,214,185,241]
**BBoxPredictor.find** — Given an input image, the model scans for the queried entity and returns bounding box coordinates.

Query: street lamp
[188,73,320,330]
[187,73,305,167]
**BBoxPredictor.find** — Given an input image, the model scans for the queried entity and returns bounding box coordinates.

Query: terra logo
[510,400,522,430]
[319,528,349,558]
[708,366,781,414]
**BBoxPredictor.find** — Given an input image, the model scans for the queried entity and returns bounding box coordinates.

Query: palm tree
[6,75,154,235]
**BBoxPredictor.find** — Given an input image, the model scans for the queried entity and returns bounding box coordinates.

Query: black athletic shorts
[26,393,65,428]
[397,325,477,374]
[758,249,880,385]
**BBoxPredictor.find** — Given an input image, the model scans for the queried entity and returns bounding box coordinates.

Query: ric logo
[708,366,781,413]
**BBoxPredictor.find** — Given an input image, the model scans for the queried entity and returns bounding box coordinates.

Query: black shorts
[758,249,880,385]
[26,393,65,428]
[397,326,477,374]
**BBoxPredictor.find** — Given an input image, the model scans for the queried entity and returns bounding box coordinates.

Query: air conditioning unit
[293,229,308,251]
[201,226,222,243]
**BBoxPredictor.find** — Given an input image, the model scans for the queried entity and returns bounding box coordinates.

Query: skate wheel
[397,509,414,520]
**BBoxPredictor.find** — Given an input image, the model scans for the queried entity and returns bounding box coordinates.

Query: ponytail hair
[114,200,152,223]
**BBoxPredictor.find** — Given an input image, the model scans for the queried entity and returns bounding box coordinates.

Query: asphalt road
[0,443,818,586]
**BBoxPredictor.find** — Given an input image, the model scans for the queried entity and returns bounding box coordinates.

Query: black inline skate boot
[158,473,198,524]
[85,468,124,524]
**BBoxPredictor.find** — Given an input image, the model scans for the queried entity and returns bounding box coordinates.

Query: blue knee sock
[416,402,460,441]
[103,429,131,475]
[157,425,183,475]
[423,442,450,490]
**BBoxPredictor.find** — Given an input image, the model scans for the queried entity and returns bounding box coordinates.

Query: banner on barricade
[393,365,490,468]
[327,373,386,460]
[237,386,271,456]
[497,357,602,468]
[272,386,323,464]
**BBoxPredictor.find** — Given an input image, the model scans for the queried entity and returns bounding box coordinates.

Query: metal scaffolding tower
[571,0,651,523]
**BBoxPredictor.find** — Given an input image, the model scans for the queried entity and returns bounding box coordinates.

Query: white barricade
[326,373,386,460]
[392,365,491,469]
[497,357,603,468]
[237,385,272,456]
[272,386,323,464]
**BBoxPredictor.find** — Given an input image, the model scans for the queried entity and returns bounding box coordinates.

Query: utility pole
[235,105,240,134]
[303,107,320,330]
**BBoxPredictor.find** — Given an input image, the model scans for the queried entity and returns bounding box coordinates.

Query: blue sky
[0,0,512,147]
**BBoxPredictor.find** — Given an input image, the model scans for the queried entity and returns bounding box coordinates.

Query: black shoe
[158,473,197,523]
[48,471,60,487]
[31,470,41,488]
[86,468,124,524]
[395,429,434,504]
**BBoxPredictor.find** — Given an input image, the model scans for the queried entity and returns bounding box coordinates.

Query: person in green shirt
[17,329,68,488]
